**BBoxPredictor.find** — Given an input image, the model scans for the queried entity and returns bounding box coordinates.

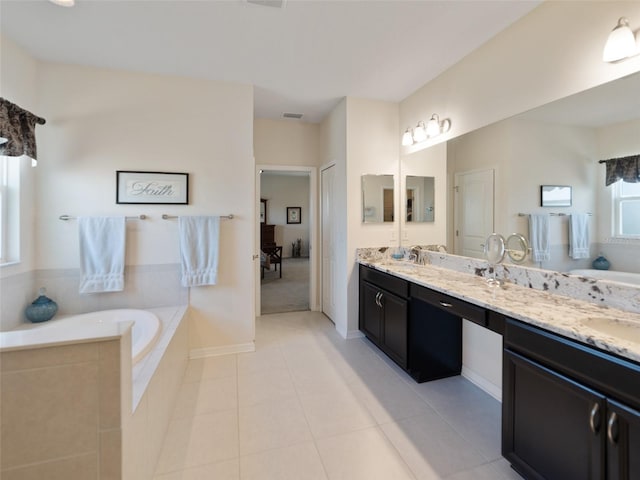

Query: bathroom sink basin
[580,317,640,344]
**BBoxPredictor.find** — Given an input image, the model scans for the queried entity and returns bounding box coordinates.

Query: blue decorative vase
[25,288,58,323]
[592,255,610,271]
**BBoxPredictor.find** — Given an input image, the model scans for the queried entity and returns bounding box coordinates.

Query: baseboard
[189,342,255,359]
[345,330,365,339]
[461,366,502,402]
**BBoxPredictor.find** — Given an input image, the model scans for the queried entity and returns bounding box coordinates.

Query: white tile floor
[153,311,523,480]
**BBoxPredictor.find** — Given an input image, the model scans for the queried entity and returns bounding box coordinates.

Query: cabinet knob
[589,403,601,435]
[607,412,619,445]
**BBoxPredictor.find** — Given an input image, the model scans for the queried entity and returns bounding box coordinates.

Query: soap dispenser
[25,288,58,323]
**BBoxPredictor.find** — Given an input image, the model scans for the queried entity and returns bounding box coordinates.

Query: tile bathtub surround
[357,247,640,314]
[152,311,519,480]
[0,264,188,332]
[0,334,130,480]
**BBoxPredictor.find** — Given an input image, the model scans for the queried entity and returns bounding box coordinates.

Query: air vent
[283,113,303,119]
[246,0,286,8]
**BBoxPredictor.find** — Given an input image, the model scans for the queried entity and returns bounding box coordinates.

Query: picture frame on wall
[116,171,189,204]
[287,206,301,224]
[540,185,572,207]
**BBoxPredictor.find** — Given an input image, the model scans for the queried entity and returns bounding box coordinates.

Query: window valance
[599,155,640,186]
[0,97,46,161]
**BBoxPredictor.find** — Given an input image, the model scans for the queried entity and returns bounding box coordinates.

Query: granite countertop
[359,259,640,365]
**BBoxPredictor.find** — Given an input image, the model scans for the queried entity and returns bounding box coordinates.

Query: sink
[580,317,640,344]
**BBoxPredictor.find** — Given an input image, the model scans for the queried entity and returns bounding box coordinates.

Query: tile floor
[153,311,523,480]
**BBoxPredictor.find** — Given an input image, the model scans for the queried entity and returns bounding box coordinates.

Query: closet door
[321,165,336,321]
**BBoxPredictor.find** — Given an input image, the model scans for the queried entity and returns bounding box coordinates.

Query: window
[613,180,640,237]
[0,156,20,265]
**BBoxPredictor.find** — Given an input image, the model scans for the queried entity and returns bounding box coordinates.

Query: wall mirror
[400,70,640,283]
[406,176,435,222]
[541,185,572,207]
[362,174,394,223]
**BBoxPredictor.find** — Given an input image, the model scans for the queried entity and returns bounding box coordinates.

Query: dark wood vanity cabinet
[359,265,409,368]
[503,319,640,480]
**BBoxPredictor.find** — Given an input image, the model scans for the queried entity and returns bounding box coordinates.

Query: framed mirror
[362,174,394,223]
[406,176,435,222]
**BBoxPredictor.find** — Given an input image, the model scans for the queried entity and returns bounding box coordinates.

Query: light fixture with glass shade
[412,121,427,143]
[603,17,638,62]
[401,128,413,146]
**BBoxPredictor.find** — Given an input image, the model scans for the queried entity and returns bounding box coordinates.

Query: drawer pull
[589,403,601,435]
[607,412,619,445]
[439,301,453,308]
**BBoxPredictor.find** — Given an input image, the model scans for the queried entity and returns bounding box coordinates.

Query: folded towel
[78,216,126,294]
[528,214,550,263]
[179,216,220,287]
[569,214,590,259]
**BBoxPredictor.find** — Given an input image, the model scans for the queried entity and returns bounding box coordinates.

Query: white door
[455,169,495,259]
[321,165,336,321]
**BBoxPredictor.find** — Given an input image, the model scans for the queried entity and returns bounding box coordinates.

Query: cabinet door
[606,399,640,480]
[380,290,408,369]
[360,281,382,344]
[503,350,606,480]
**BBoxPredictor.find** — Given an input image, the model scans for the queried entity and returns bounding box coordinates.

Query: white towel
[78,216,126,294]
[569,214,590,259]
[528,214,550,263]
[179,216,220,287]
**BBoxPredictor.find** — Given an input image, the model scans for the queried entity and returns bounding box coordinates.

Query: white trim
[189,342,255,359]
[345,329,365,340]
[461,365,502,402]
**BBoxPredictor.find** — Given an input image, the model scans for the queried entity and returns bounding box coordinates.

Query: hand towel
[528,214,550,263]
[569,214,590,259]
[179,216,220,287]
[78,216,126,294]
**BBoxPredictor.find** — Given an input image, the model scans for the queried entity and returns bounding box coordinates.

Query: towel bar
[59,214,147,221]
[518,213,592,217]
[162,214,234,220]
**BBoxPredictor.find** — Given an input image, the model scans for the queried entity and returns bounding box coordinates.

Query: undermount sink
[580,317,640,344]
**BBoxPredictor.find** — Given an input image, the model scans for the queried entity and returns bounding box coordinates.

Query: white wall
[260,174,310,257]
[29,62,255,351]
[254,118,319,167]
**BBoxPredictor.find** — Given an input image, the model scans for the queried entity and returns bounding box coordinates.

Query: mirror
[541,185,572,207]
[505,233,529,264]
[401,71,640,281]
[361,174,394,223]
[406,176,435,222]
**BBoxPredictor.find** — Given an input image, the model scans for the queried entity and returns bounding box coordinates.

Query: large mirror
[406,176,435,222]
[401,71,640,280]
[362,174,394,223]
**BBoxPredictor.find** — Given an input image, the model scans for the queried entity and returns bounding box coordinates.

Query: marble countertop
[359,259,640,365]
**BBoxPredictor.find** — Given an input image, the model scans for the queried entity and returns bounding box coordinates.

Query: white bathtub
[2,309,161,364]
[569,269,640,287]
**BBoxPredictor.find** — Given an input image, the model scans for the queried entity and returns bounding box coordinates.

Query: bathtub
[569,269,640,287]
[2,309,162,364]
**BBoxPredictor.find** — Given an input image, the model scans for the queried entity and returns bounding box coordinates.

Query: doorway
[257,166,317,315]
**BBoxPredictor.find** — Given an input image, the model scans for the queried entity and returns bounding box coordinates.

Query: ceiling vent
[283,112,303,119]
[246,0,286,9]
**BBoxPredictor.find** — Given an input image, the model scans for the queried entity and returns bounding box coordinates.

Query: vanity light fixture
[603,17,638,62]
[401,128,414,146]
[412,121,428,143]
[402,114,452,145]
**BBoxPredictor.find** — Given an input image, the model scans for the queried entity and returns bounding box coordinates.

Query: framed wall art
[116,171,189,204]
[287,206,301,224]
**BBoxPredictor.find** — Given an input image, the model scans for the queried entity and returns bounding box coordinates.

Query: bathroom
[2,1,640,479]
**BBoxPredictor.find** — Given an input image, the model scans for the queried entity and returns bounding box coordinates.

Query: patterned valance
[600,155,640,186]
[0,97,46,161]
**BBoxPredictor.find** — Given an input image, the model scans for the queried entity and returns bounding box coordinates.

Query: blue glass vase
[592,255,610,271]
[25,288,58,323]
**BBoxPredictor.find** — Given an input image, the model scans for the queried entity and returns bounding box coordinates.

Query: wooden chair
[261,245,283,278]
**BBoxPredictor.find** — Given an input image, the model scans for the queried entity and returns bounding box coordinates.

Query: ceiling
[0,0,540,123]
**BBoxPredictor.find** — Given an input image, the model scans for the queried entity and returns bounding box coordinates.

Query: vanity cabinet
[359,265,409,368]
[503,319,640,480]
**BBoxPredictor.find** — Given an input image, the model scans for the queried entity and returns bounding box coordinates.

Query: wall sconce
[401,114,451,146]
[603,17,638,62]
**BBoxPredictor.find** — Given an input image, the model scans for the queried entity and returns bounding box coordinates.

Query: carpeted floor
[261,257,310,315]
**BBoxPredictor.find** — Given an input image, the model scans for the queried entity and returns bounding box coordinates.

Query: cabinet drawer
[359,265,409,299]
[410,283,487,327]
